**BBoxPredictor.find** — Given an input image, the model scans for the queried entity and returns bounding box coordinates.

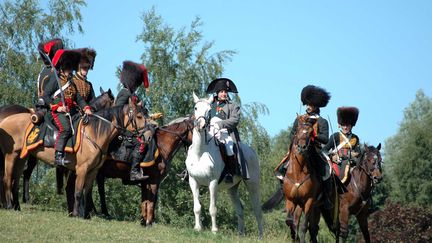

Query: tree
[0,0,85,106]
[384,90,432,208]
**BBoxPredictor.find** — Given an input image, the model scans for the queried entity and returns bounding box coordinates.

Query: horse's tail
[262,185,284,211]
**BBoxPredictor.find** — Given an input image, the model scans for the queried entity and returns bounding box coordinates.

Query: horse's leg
[356,210,371,243]
[22,155,37,203]
[65,170,76,215]
[208,179,219,233]
[141,182,158,226]
[306,202,321,243]
[73,163,89,217]
[81,169,98,219]
[227,183,245,236]
[244,179,264,239]
[55,166,66,195]
[188,177,202,231]
[338,203,350,243]
[96,172,109,217]
[285,199,298,241]
[3,152,20,209]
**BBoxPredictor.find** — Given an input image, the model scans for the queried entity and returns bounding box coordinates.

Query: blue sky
[71,0,432,146]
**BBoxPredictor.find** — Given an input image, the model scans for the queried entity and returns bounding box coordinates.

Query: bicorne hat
[337,107,359,126]
[120,61,149,93]
[301,85,331,108]
[38,38,64,66]
[78,48,97,70]
[206,78,238,94]
[52,49,81,71]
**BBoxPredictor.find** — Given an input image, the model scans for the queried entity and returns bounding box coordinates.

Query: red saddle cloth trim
[332,162,340,177]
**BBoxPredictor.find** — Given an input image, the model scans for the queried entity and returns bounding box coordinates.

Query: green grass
[0,204,337,242]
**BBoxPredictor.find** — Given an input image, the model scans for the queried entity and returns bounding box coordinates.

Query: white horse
[185,92,263,238]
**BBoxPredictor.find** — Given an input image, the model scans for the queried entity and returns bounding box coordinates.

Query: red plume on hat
[38,38,64,65]
[120,61,149,93]
[52,49,81,71]
[337,107,359,126]
[301,85,331,108]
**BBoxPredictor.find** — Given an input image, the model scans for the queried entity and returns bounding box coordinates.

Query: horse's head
[192,92,213,131]
[90,87,115,111]
[293,115,317,155]
[123,97,148,134]
[360,143,383,184]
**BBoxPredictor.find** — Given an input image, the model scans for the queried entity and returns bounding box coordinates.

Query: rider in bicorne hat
[115,60,150,181]
[42,49,93,166]
[73,48,97,105]
[275,85,334,208]
[178,78,248,183]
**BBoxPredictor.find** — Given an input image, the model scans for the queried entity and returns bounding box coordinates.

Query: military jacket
[210,98,240,134]
[73,73,96,104]
[289,113,329,147]
[37,66,57,100]
[323,132,361,164]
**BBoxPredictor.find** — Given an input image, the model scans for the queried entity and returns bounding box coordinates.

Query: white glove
[213,122,220,131]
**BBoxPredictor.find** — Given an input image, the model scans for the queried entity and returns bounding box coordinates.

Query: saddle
[20,112,83,159]
[331,159,351,184]
[107,124,159,168]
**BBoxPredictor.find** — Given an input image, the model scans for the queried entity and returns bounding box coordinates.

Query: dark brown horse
[0,98,145,218]
[327,143,383,243]
[61,117,193,224]
[283,115,322,243]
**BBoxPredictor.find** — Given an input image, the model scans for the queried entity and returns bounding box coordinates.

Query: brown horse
[0,88,114,205]
[283,115,322,243]
[0,98,146,218]
[323,143,383,243]
[92,117,194,225]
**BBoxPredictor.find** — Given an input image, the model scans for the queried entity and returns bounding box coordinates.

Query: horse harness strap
[284,154,312,199]
[351,166,371,216]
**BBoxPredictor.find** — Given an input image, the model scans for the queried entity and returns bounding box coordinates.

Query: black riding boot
[323,179,333,210]
[224,155,236,183]
[176,169,189,182]
[55,151,70,167]
[130,157,148,181]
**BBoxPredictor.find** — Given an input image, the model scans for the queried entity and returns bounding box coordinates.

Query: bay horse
[186,93,263,238]
[0,88,114,205]
[91,116,194,225]
[283,114,322,243]
[323,143,383,243]
[0,98,146,218]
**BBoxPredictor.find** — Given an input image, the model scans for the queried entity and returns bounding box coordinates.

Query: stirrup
[224,173,233,183]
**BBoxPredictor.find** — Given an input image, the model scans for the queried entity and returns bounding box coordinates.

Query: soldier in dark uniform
[275,85,332,208]
[43,49,93,166]
[33,38,64,122]
[115,60,150,181]
[178,78,246,183]
[73,48,97,105]
[323,107,361,168]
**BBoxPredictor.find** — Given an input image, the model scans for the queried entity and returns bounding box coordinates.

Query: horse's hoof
[211,227,218,234]
[194,226,202,231]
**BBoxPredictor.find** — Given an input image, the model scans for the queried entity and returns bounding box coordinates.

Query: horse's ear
[107,88,112,95]
[364,143,369,152]
[207,95,213,104]
[193,92,199,103]
[100,87,105,94]
[377,143,381,151]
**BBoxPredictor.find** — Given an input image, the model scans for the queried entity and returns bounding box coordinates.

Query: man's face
[217,90,228,101]
[79,66,89,77]
[306,105,316,113]
[340,124,353,134]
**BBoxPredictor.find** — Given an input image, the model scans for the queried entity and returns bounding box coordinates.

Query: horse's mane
[88,105,125,135]
[90,91,114,111]
[166,116,190,125]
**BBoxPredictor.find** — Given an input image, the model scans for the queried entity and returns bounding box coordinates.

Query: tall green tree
[384,90,432,208]
[0,0,85,106]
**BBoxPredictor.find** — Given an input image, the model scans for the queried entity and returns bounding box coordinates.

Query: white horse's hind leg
[245,179,264,239]
[228,183,245,236]
[189,177,202,231]
[209,179,219,233]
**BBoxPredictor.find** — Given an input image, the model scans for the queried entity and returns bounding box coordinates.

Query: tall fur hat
[78,48,97,69]
[206,78,238,94]
[38,38,64,65]
[337,107,359,126]
[52,49,81,71]
[301,85,331,108]
[120,61,149,92]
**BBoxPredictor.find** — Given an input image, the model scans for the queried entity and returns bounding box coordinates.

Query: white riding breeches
[216,128,235,156]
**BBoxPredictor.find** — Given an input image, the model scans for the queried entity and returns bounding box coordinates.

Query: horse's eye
[137,114,143,119]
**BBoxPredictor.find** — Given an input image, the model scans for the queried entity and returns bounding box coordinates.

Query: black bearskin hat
[120,61,149,93]
[206,78,238,94]
[78,48,97,69]
[301,85,331,108]
[337,107,359,126]
[52,49,81,71]
[38,38,64,65]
